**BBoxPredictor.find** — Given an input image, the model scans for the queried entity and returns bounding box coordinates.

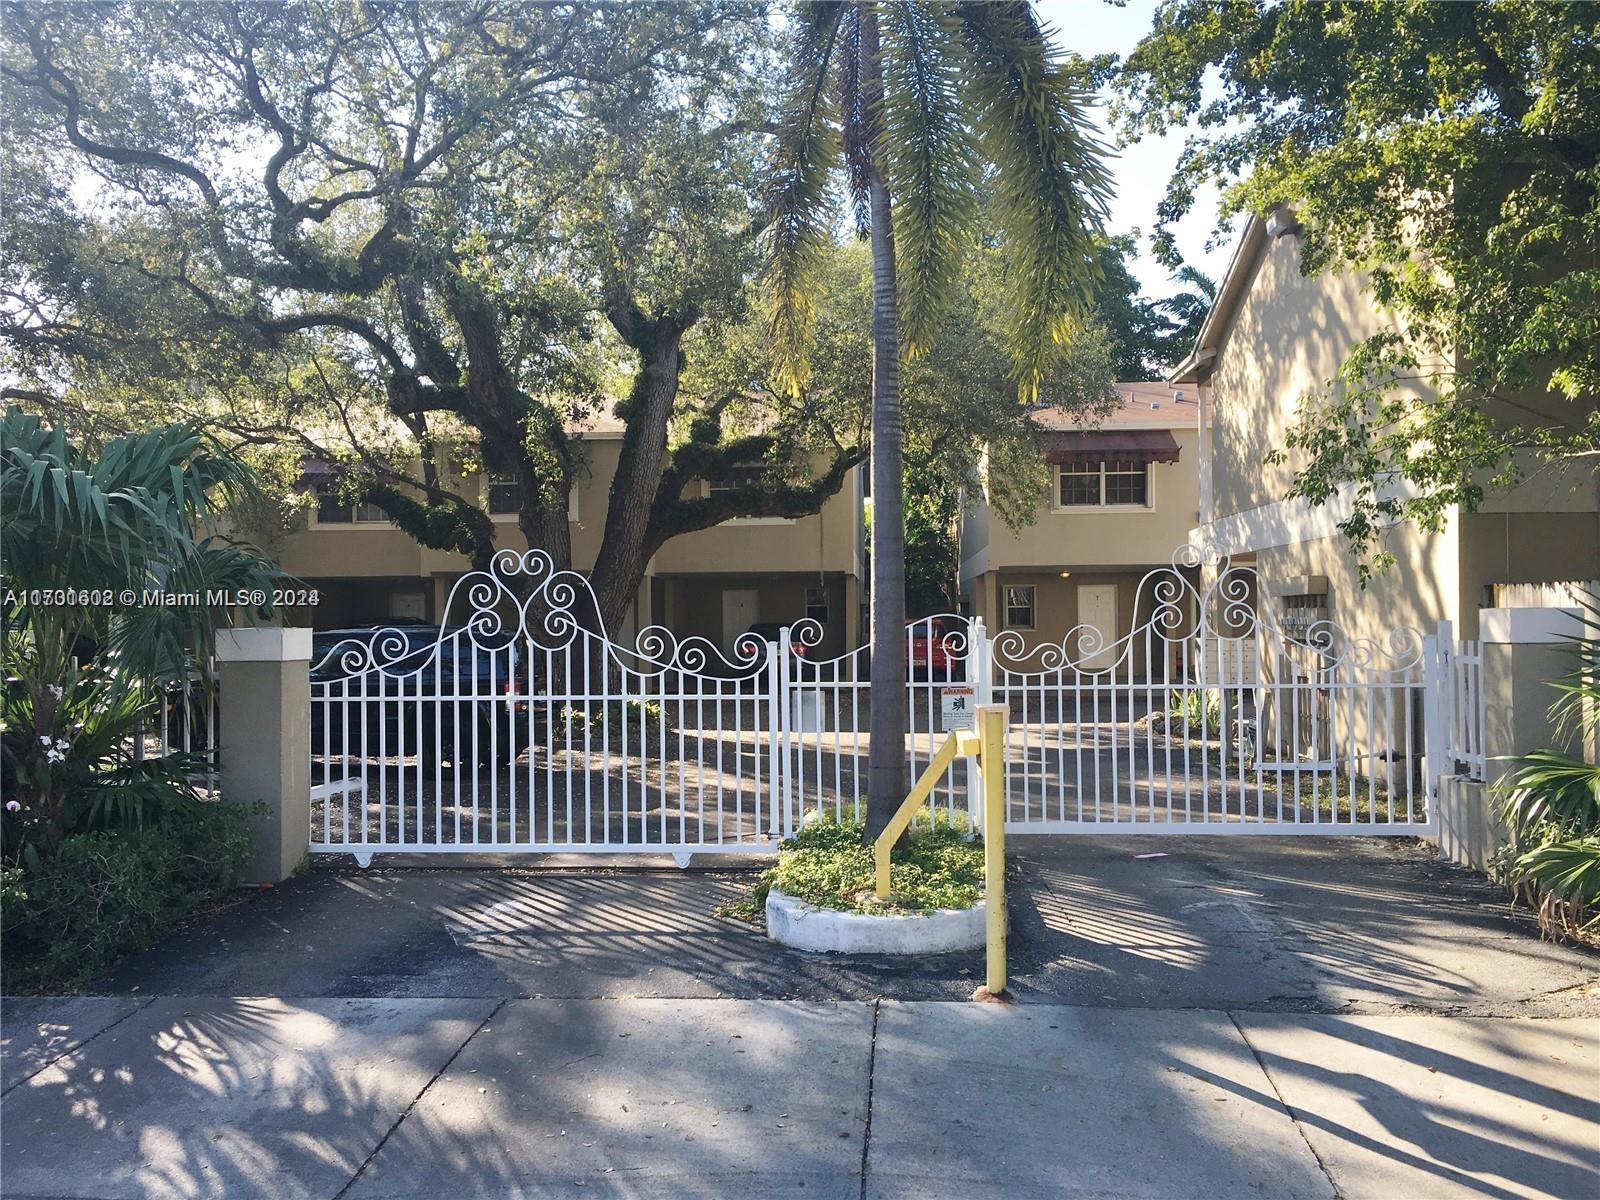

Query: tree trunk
[588,321,684,640]
[861,5,907,843]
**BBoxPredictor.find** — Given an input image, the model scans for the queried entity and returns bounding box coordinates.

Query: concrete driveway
[3,836,1598,1199]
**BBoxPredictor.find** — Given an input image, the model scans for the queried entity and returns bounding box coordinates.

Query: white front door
[722,588,759,652]
[1077,583,1118,670]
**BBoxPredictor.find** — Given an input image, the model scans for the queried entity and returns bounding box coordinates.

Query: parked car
[909,616,966,682]
[310,626,526,761]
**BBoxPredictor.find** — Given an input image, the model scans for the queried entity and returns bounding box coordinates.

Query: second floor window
[1056,460,1150,508]
[314,482,386,524]
[486,476,520,515]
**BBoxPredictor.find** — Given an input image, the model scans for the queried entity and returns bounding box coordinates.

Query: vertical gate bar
[1162,629,1173,823]
[1384,682,1396,824]
[599,640,610,848]
[531,640,544,844]
[1149,624,1161,821]
[1286,655,1297,824]
[678,672,687,846]
[548,647,558,846]
[617,668,630,844]
[1251,638,1264,824]
[506,649,516,845]
[581,640,591,845]
[656,672,667,845]
[850,653,861,816]
[1075,668,1088,825]
[488,651,497,846]
[1057,647,1068,824]
[359,664,370,845]
[768,631,780,835]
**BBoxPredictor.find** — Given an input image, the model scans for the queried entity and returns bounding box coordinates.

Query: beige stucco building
[273,418,865,657]
[959,382,1203,671]
[1171,210,1600,644]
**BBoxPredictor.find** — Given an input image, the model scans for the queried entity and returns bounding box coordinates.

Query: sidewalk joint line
[1,995,158,1099]
[333,998,508,1200]
[858,997,881,1200]
[1227,1011,1343,1200]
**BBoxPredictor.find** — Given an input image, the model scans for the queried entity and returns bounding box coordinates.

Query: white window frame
[1052,460,1153,511]
[1003,584,1036,630]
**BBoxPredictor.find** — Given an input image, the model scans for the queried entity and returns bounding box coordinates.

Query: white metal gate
[310,545,1467,862]
[310,550,786,864]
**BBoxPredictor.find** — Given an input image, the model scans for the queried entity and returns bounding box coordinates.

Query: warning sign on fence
[940,686,975,732]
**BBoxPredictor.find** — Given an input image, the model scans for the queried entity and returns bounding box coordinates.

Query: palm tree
[1,409,282,850]
[765,1,1109,838]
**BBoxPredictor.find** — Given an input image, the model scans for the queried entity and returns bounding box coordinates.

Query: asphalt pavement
[2,836,1598,1198]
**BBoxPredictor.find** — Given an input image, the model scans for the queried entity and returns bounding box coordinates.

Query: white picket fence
[308,547,1467,863]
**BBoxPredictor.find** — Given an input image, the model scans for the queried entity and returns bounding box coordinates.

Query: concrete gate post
[215,627,313,884]
[1436,607,1583,871]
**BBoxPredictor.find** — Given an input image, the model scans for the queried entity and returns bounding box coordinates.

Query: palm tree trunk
[860,4,907,843]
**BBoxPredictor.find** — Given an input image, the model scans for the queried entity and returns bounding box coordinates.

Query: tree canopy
[1117,0,1599,568]
[0,0,864,632]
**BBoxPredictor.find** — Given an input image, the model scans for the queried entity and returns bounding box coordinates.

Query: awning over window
[1039,429,1182,466]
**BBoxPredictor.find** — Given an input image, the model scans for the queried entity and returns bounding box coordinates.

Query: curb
[764,887,986,954]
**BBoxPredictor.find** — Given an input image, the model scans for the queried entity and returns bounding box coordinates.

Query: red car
[909,617,964,681]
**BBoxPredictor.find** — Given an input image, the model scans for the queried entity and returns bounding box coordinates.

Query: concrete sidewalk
[3,996,1596,1200]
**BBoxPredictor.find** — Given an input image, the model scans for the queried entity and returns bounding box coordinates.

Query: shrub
[1495,595,1600,941]
[3,798,256,991]
[725,810,985,918]
[560,700,674,734]
[1166,687,1222,729]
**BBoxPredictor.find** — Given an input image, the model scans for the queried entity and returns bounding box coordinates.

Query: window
[1055,460,1150,508]
[1004,585,1036,629]
[313,482,386,524]
[486,476,520,515]
[805,586,829,625]
[708,463,771,493]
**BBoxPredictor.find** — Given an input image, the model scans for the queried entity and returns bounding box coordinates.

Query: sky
[1034,0,1242,298]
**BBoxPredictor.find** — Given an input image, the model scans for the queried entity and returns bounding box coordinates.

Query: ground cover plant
[723,810,984,920]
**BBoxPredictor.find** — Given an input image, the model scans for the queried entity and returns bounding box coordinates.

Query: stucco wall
[1207,234,1417,522]
[1251,518,1461,645]
[963,427,1201,576]
[275,438,861,589]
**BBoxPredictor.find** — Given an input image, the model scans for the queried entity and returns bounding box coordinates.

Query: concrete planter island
[765,888,987,954]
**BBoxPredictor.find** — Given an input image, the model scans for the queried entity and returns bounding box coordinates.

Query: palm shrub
[766,1,1109,839]
[0,409,282,856]
[1496,595,1600,939]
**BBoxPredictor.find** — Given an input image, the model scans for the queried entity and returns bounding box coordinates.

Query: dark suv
[309,626,526,761]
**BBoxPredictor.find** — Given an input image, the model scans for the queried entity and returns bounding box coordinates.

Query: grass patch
[720,810,984,919]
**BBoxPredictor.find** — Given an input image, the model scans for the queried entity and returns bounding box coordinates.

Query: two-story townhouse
[1170,210,1600,645]
[958,383,1202,674]
[274,414,866,657]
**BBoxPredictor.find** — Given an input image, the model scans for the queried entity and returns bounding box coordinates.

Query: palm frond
[1512,836,1600,907]
[954,1,1112,401]
[1500,749,1600,841]
[766,1,846,397]
[835,3,871,233]
[881,0,978,357]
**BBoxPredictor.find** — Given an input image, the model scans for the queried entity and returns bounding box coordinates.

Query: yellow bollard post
[977,703,1009,999]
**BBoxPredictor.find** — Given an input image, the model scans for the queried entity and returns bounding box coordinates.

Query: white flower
[47,684,64,699]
